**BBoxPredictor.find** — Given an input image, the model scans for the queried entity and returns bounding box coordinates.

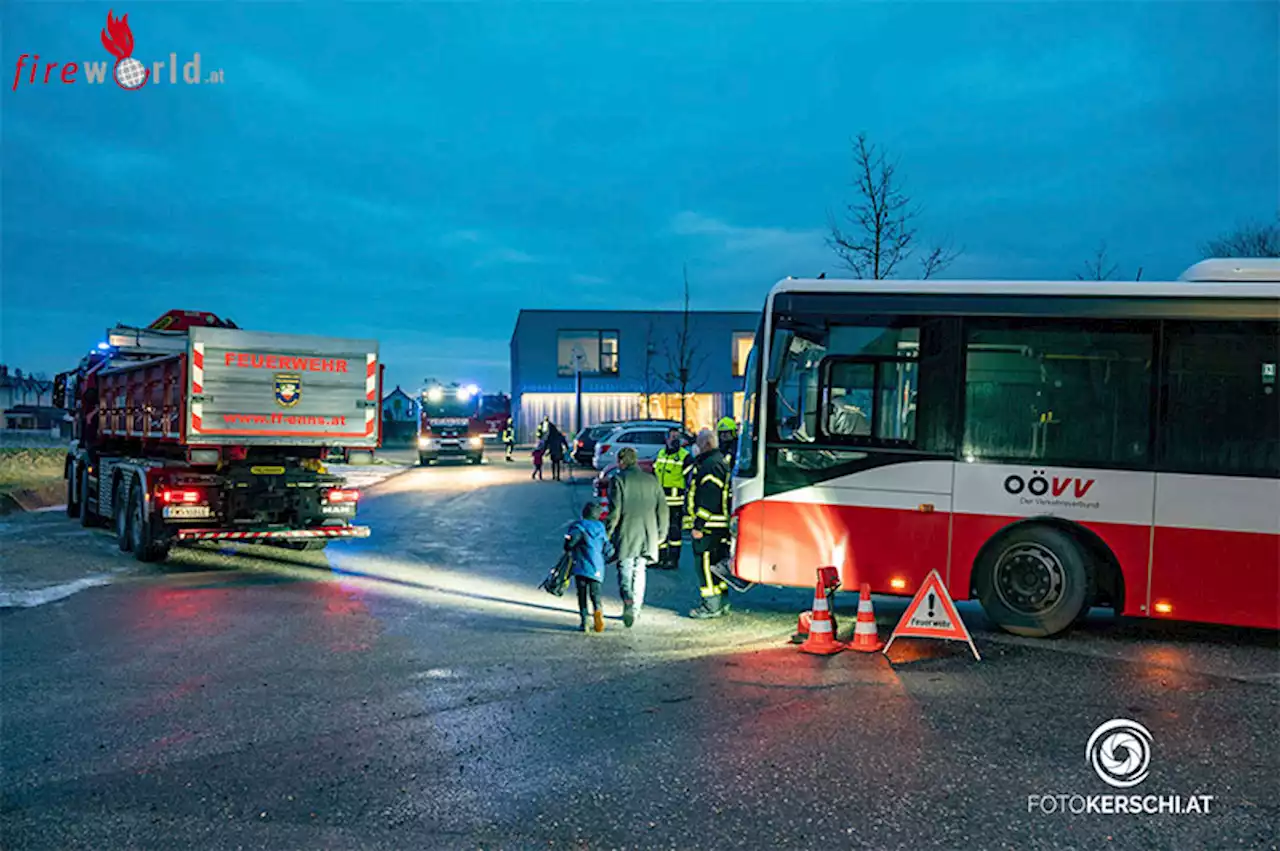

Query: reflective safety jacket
[653,446,692,505]
[687,448,730,534]
[536,420,549,439]
[501,426,514,443]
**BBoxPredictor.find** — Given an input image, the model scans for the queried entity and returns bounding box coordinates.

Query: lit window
[732,332,754,378]
[558,330,621,377]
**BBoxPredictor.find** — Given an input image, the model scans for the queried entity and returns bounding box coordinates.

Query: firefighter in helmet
[715,416,739,470]
[652,428,693,569]
[501,417,515,462]
[688,428,731,618]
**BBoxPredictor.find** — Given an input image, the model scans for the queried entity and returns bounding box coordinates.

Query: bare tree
[1075,241,1144,281]
[1075,241,1119,281]
[1202,214,1280,258]
[827,132,959,279]
[662,264,708,429]
[639,321,658,419]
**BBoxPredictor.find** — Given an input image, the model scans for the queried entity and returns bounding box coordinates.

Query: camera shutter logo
[1086,719,1153,788]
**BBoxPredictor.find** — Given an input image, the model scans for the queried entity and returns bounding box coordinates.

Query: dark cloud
[3,2,1276,391]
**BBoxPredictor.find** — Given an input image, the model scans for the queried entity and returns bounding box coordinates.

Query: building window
[732,332,754,378]
[963,319,1153,467]
[557,330,620,377]
[1161,320,1279,477]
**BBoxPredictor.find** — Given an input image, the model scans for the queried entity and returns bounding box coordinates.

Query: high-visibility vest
[653,447,691,504]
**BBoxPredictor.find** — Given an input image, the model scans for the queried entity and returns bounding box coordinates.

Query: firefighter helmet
[716,416,738,435]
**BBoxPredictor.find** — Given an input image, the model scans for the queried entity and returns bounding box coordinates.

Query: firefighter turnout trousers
[661,494,684,567]
[654,447,692,568]
[688,448,731,612]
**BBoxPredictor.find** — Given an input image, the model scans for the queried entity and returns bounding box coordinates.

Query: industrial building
[509,309,759,443]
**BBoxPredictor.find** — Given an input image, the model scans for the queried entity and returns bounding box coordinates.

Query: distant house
[4,405,70,436]
[0,365,55,431]
[382,386,419,423]
[381,386,419,448]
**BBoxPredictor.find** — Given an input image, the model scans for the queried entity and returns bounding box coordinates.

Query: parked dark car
[572,418,683,466]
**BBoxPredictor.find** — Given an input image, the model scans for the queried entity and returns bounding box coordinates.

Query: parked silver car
[591,422,691,471]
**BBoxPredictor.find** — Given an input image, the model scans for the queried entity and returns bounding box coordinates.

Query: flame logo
[101,10,135,60]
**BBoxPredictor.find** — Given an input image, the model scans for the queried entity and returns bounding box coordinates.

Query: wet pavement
[2,453,1277,849]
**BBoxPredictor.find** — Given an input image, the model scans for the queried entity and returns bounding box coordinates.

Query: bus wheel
[974,525,1090,638]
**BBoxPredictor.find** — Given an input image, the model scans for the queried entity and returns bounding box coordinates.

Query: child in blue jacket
[565,500,615,633]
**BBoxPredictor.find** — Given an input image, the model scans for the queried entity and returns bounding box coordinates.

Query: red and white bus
[730,259,1279,637]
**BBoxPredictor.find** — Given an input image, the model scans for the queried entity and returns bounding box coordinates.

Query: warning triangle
[884,570,980,660]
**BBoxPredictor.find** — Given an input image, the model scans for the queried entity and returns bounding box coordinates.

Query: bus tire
[114,477,132,552]
[974,524,1090,638]
[128,483,169,563]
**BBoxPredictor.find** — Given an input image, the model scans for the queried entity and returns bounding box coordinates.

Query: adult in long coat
[604,447,667,627]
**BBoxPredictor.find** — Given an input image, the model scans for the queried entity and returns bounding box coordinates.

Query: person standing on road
[546,422,569,481]
[531,438,546,480]
[502,418,515,462]
[652,429,693,570]
[688,429,732,619]
[565,500,614,633]
[604,447,666,628]
[715,417,739,471]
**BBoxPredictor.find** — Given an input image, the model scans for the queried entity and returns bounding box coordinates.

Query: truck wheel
[78,464,102,528]
[65,464,80,518]
[974,524,1091,638]
[128,485,169,563]
[470,454,483,466]
[114,478,132,552]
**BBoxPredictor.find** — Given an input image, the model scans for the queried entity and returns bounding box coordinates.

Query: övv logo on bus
[1086,719,1152,788]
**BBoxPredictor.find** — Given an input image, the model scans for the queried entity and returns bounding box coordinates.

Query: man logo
[1086,719,1152,788]
[274,373,301,408]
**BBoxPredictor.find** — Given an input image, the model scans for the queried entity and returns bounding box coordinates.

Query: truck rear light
[160,488,203,504]
[325,488,360,504]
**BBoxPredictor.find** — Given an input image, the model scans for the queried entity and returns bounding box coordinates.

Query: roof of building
[511,308,760,343]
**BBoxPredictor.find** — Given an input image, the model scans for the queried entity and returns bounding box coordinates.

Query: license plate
[441,440,459,448]
[163,505,213,519]
[321,504,355,515]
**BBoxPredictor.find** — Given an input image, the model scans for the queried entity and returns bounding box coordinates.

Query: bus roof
[770,259,1280,300]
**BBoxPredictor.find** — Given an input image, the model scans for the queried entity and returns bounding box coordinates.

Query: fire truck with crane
[53,309,383,562]
[417,380,488,465]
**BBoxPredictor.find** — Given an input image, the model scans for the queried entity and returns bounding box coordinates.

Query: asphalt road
[2,452,1277,850]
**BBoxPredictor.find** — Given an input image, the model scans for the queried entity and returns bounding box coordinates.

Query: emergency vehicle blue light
[97,342,110,350]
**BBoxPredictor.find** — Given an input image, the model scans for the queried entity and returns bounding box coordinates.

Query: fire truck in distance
[418,381,487,465]
[479,392,512,441]
[53,309,383,562]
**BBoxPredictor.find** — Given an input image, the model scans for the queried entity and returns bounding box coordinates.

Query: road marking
[0,575,114,608]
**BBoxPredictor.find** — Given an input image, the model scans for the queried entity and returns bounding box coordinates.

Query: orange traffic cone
[798,579,845,655]
[790,610,812,644]
[848,583,884,652]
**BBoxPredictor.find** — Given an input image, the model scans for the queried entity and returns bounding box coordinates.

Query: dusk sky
[2,2,1276,393]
